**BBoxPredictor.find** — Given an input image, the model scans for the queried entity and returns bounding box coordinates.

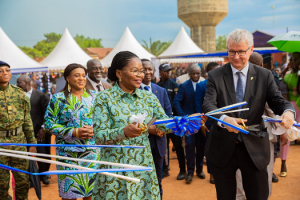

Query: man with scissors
[203,29,295,200]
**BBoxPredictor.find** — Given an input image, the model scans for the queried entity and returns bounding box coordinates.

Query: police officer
[0,61,37,200]
[157,63,186,180]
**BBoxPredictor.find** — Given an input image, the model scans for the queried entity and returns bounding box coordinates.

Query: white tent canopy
[159,26,204,57]
[101,27,154,67]
[0,27,47,73]
[41,28,91,69]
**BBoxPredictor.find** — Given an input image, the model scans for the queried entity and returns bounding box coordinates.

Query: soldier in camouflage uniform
[0,61,37,200]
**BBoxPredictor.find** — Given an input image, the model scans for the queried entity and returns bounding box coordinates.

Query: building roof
[85,48,113,59]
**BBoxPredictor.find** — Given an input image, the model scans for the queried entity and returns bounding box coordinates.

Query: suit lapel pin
[156,91,157,93]
[251,77,254,80]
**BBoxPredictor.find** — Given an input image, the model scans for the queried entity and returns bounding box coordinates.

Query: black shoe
[42,177,50,185]
[46,175,51,179]
[8,195,12,200]
[163,170,170,178]
[272,173,279,182]
[185,173,193,183]
[197,171,206,179]
[210,179,215,184]
[177,172,186,180]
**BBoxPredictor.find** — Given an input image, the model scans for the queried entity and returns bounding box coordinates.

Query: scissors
[239,118,260,131]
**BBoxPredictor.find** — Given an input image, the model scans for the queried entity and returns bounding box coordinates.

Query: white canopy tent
[159,26,204,57]
[157,26,224,63]
[41,28,91,69]
[0,27,47,73]
[101,27,155,67]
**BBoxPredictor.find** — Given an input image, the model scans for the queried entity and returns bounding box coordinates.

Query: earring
[68,83,71,92]
[119,78,122,82]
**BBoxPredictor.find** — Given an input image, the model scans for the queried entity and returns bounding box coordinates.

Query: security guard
[0,61,37,200]
[157,63,186,180]
[157,63,178,106]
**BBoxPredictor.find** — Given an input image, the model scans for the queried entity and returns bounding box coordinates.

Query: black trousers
[211,142,269,200]
[164,134,185,173]
[36,132,52,179]
[150,139,164,198]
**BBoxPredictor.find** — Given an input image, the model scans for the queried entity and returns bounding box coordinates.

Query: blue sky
[0,0,299,48]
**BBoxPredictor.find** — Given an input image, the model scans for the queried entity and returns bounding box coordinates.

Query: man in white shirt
[176,63,205,85]
[85,59,111,92]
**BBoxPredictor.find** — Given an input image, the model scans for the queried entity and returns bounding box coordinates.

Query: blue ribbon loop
[166,116,202,137]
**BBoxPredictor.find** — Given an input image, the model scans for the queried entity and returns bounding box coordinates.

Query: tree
[75,35,103,48]
[142,38,172,56]
[216,35,227,51]
[19,32,103,58]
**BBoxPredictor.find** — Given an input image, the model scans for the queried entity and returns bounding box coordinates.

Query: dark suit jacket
[144,83,173,157]
[195,80,207,114]
[202,62,294,170]
[173,79,196,116]
[30,90,50,137]
[86,79,112,91]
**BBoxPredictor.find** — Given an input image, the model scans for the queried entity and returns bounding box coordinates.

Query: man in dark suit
[86,59,111,92]
[173,64,205,183]
[140,59,172,198]
[17,75,51,185]
[202,29,295,200]
[195,62,220,184]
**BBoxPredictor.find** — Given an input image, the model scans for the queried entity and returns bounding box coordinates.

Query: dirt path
[28,138,300,200]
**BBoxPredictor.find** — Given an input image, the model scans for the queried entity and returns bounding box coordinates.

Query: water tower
[178,0,228,52]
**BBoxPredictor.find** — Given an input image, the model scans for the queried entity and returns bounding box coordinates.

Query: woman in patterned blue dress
[93,51,170,200]
[44,64,99,200]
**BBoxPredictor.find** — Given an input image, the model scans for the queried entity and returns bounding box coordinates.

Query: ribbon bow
[165,116,202,137]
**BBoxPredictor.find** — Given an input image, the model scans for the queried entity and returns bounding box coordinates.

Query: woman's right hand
[124,123,142,138]
[77,126,94,139]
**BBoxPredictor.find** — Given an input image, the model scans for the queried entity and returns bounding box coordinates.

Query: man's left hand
[280,111,294,129]
[37,129,46,141]
[29,146,37,153]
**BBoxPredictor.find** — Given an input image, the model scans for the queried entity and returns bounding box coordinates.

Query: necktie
[144,86,150,91]
[236,71,244,142]
[96,84,102,92]
[236,71,244,108]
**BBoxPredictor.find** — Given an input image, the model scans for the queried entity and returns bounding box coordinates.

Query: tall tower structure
[178,0,228,52]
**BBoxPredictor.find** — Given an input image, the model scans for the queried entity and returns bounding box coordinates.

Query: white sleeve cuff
[218,115,228,128]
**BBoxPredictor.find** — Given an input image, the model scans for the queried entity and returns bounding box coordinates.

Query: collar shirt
[230,62,249,94]
[87,76,104,92]
[192,81,198,92]
[25,88,33,99]
[140,83,152,92]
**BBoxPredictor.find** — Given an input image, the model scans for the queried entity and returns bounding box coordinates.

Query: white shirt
[219,63,249,126]
[25,88,33,99]
[192,81,198,92]
[140,83,152,92]
[87,76,104,91]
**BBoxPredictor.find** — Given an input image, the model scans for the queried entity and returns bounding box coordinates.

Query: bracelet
[76,128,79,138]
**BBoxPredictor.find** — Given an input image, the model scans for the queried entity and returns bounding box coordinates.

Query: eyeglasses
[0,69,11,75]
[228,47,250,56]
[122,69,145,76]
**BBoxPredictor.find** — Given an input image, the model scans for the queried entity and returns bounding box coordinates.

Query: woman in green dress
[92,51,169,200]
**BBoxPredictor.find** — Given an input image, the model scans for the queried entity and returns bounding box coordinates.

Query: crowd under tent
[101,27,155,67]
[40,28,91,70]
[0,27,48,74]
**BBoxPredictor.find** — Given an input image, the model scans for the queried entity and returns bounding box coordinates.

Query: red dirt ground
[26,136,300,200]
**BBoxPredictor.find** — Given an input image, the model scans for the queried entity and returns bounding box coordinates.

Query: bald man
[176,63,205,85]
[173,65,206,183]
[86,59,111,92]
[17,75,51,185]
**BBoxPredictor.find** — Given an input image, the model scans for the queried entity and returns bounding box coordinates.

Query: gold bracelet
[76,128,79,138]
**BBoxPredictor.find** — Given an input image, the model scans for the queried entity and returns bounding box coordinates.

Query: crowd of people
[0,28,299,200]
